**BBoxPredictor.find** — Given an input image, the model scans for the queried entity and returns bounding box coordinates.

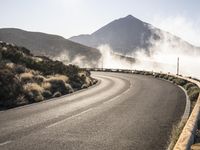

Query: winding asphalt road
[0,72,186,150]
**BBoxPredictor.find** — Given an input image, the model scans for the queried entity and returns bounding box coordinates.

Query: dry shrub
[23,83,44,102]
[41,82,51,90]
[33,75,46,82]
[5,62,15,69]
[167,120,187,150]
[79,72,86,78]
[23,83,44,93]
[47,74,69,83]
[0,68,23,107]
[20,72,33,83]
[16,95,27,106]
[184,82,196,90]
[45,74,73,95]
[81,84,88,89]
[42,90,52,98]
[15,65,26,74]
[85,76,92,86]
[53,91,62,98]
[65,83,74,93]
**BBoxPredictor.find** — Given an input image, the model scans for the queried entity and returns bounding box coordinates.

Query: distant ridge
[0,28,101,67]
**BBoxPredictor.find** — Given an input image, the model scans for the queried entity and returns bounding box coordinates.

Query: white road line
[0,140,12,146]
[46,108,93,128]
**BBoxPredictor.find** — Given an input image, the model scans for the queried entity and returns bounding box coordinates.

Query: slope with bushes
[0,41,97,109]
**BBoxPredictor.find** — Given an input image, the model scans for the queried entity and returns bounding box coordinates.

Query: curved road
[0,72,186,150]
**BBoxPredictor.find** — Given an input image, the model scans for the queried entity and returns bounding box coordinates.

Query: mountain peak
[125,15,134,18]
[122,14,142,23]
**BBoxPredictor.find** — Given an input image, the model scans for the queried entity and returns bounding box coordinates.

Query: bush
[5,62,15,69]
[16,95,27,106]
[41,82,51,90]
[33,75,46,83]
[47,75,68,83]
[186,86,200,101]
[20,72,33,83]
[144,72,153,76]
[188,89,200,101]
[69,74,84,89]
[48,78,72,94]
[184,82,197,90]
[92,79,98,84]
[15,65,26,74]
[65,84,74,93]
[70,81,82,90]
[23,83,44,93]
[0,68,23,107]
[23,83,44,102]
[158,74,165,78]
[173,78,188,86]
[34,94,44,102]
[53,91,62,98]
[153,73,159,78]
[168,76,174,81]
[81,84,88,89]
[163,75,169,80]
[42,90,52,99]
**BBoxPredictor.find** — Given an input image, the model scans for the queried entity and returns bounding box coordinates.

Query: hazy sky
[0,0,200,39]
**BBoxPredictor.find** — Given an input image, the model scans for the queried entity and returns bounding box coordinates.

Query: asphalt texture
[0,72,186,150]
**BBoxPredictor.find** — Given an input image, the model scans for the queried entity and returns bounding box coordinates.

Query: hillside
[70,15,200,55]
[0,28,101,67]
[0,41,97,109]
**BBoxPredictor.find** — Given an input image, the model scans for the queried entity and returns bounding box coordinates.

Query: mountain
[70,15,199,55]
[0,28,101,67]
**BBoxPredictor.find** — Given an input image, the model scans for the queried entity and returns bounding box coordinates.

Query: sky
[0,0,200,44]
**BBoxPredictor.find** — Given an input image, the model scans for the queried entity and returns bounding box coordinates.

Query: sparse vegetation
[20,72,34,83]
[0,41,97,109]
[23,83,44,102]
[172,78,188,86]
[167,120,187,150]
[187,86,200,102]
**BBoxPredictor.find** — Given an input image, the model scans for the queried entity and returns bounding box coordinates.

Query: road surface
[0,72,186,150]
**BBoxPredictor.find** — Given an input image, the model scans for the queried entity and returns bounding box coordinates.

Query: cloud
[97,45,134,69]
[53,50,97,68]
[133,30,200,78]
[152,15,200,47]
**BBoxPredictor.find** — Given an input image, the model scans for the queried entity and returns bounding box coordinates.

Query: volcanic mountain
[70,15,199,56]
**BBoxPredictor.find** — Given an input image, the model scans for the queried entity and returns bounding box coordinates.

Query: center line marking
[103,86,131,104]
[0,140,12,146]
[47,108,93,128]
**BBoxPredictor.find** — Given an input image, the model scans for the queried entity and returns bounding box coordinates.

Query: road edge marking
[0,140,12,146]
[46,108,93,128]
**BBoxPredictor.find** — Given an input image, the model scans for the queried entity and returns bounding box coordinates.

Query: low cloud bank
[53,51,97,68]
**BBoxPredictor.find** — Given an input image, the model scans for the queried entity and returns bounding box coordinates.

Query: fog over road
[0,72,186,150]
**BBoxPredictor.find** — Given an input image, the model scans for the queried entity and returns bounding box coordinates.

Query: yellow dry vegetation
[23,83,44,93]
